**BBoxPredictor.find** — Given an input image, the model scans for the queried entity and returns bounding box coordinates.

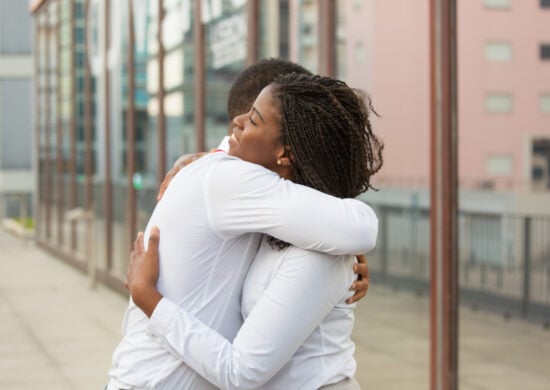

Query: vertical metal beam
[69,0,77,251]
[318,0,336,77]
[103,0,113,270]
[194,0,206,152]
[84,0,93,213]
[157,0,167,182]
[522,216,531,317]
[126,0,137,252]
[56,0,64,247]
[246,0,259,66]
[33,12,42,239]
[44,7,52,240]
[430,1,458,390]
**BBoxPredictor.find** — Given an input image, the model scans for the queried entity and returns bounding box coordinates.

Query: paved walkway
[1,228,549,389]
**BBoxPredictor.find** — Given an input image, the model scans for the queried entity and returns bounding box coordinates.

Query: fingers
[134,232,144,252]
[148,226,160,253]
[347,278,368,304]
[355,262,369,282]
[347,257,370,304]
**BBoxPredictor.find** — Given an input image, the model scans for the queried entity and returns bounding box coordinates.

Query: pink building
[338,0,550,192]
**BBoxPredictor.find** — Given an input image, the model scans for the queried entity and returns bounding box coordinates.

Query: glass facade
[30,1,550,388]
[31,0,303,287]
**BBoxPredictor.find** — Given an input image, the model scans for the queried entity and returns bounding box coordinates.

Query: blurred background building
[0,0,34,222]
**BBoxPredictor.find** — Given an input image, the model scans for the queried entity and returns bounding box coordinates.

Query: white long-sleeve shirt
[148,236,358,389]
[108,152,378,389]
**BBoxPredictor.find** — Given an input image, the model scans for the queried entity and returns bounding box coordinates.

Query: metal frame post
[157,0,167,181]
[318,0,336,77]
[430,0,459,389]
[126,0,137,252]
[246,0,259,66]
[194,0,205,152]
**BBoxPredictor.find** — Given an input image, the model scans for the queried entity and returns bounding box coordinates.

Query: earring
[277,159,282,165]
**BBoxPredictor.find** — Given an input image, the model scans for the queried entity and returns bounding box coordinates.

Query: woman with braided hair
[126,73,383,390]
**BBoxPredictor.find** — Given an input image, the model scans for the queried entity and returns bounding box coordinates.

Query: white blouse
[148,237,358,389]
[109,152,377,390]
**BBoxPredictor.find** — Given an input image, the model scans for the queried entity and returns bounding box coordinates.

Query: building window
[485,42,512,62]
[541,0,550,9]
[484,0,510,9]
[0,0,32,54]
[486,155,513,176]
[485,93,513,113]
[531,139,550,191]
[541,94,550,113]
[540,44,550,60]
[353,0,364,10]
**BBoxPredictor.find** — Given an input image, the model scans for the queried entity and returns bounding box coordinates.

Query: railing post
[380,206,388,280]
[522,216,531,317]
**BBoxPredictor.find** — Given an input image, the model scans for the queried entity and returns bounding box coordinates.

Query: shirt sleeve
[206,156,378,255]
[148,250,355,390]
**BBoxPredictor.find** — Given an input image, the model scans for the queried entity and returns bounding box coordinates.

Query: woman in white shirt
[109,61,376,390]
[127,73,383,389]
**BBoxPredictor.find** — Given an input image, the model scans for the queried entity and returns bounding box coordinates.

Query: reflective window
[486,154,514,175]
[484,0,511,9]
[485,93,513,113]
[297,0,318,73]
[540,94,550,112]
[204,0,247,149]
[540,43,550,59]
[485,42,512,62]
[0,0,32,54]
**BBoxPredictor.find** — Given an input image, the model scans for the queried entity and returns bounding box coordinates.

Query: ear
[276,146,293,167]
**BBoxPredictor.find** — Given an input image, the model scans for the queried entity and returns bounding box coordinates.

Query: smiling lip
[228,130,239,147]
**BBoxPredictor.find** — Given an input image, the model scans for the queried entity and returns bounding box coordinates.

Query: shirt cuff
[148,297,179,336]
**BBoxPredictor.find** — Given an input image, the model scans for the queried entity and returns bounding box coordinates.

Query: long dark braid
[267,73,384,249]
[274,73,383,198]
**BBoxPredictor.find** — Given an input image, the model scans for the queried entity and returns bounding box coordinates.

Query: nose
[233,113,246,129]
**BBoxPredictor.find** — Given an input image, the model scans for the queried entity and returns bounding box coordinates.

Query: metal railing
[369,204,550,324]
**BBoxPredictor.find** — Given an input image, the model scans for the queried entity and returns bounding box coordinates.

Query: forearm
[147,250,354,389]
[210,160,379,255]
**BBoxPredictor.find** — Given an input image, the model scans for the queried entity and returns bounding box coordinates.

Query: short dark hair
[227,58,312,120]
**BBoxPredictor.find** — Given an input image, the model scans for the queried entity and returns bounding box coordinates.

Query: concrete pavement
[1,228,549,389]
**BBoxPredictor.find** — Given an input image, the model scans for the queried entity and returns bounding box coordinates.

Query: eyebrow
[252,107,265,123]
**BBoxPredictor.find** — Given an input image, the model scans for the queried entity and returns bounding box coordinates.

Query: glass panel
[163,0,196,169]
[73,0,89,259]
[58,0,73,253]
[336,1,431,387]
[459,1,550,388]
[110,0,130,278]
[48,0,59,245]
[136,0,161,232]
[259,0,290,59]
[296,0,318,73]
[0,0,33,54]
[87,0,108,271]
[204,0,247,149]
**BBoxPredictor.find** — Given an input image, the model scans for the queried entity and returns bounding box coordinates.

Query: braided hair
[268,73,384,249]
